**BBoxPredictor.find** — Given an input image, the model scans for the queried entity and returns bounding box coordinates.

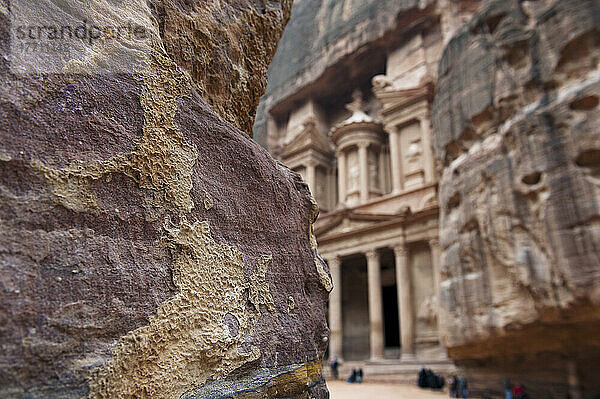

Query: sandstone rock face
[0,1,330,398]
[433,0,600,395]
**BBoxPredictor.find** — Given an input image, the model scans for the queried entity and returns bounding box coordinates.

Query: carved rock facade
[0,1,330,398]
[259,0,488,382]
[432,0,600,396]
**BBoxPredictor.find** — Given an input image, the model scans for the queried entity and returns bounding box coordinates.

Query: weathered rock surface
[432,0,600,396]
[0,0,330,398]
[155,0,294,135]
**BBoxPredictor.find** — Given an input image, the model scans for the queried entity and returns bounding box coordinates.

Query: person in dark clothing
[418,368,428,388]
[450,375,462,398]
[449,375,458,398]
[356,368,363,383]
[346,369,357,383]
[459,377,468,398]
[417,368,445,390]
[427,370,444,389]
[432,372,445,389]
[329,357,339,379]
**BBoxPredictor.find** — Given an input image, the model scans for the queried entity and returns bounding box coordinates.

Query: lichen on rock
[34,46,198,220]
[89,217,275,398]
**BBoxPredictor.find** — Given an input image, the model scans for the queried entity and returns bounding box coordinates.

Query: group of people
[346,368,364,383]
[330,356,528,398]
[328,357,363,383]
[448,376,468,398]
[417,368,445,389]
[448,376,529,398]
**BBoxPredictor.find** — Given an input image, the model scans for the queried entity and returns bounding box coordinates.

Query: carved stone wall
[432,0,600,396]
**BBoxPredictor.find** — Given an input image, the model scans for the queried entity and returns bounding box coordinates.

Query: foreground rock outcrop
[0,0,331,398]
[433,0,600,396]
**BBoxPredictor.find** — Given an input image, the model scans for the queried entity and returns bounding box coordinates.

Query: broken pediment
[281,120,333,161]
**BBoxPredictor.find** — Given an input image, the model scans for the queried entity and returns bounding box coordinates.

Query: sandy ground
[327,380,448,399]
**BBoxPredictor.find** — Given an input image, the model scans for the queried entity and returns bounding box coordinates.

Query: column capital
[365,249,379,261]
[393,241,408,257]
[386,124,400,135]
[357,141,370,150]
[429,237,440,248]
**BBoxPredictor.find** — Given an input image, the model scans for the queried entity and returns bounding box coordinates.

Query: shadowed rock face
[432,0,600,396]
[0,1,330,398]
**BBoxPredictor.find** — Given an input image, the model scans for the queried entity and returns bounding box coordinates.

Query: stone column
[337,151,346,206]
[394,242,415,359]
[429,236,445,352]
[306,162,316,195]
[419,118,435,183]
[328,256,343,361]
[378,146,387,193]
[366,249,384,360]
[329,167,336,211]
[358,142,369,202]
[388,126,404,193]
[429,237,442,319]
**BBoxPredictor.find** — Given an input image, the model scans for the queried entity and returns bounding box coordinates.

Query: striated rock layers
[0,0,331,398]
[432,0,600,397]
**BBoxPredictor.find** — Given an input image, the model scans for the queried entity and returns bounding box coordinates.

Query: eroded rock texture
[0,0,330,398]
[433,0,600,396]
[154,0,294,135]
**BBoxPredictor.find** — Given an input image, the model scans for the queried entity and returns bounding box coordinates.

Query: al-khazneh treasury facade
[262,1,479,364]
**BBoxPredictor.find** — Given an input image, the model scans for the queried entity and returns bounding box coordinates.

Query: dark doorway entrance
[382,285,400,348]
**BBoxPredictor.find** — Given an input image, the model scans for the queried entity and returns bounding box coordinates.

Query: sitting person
[346,369,357,383]
[512,383,528,399]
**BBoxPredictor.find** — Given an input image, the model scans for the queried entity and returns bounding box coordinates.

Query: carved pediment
[281,120,332,161]
[373,78,434,116]
[315,210,393,239]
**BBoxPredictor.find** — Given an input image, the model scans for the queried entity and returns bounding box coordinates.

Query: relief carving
[417,295,437,326]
